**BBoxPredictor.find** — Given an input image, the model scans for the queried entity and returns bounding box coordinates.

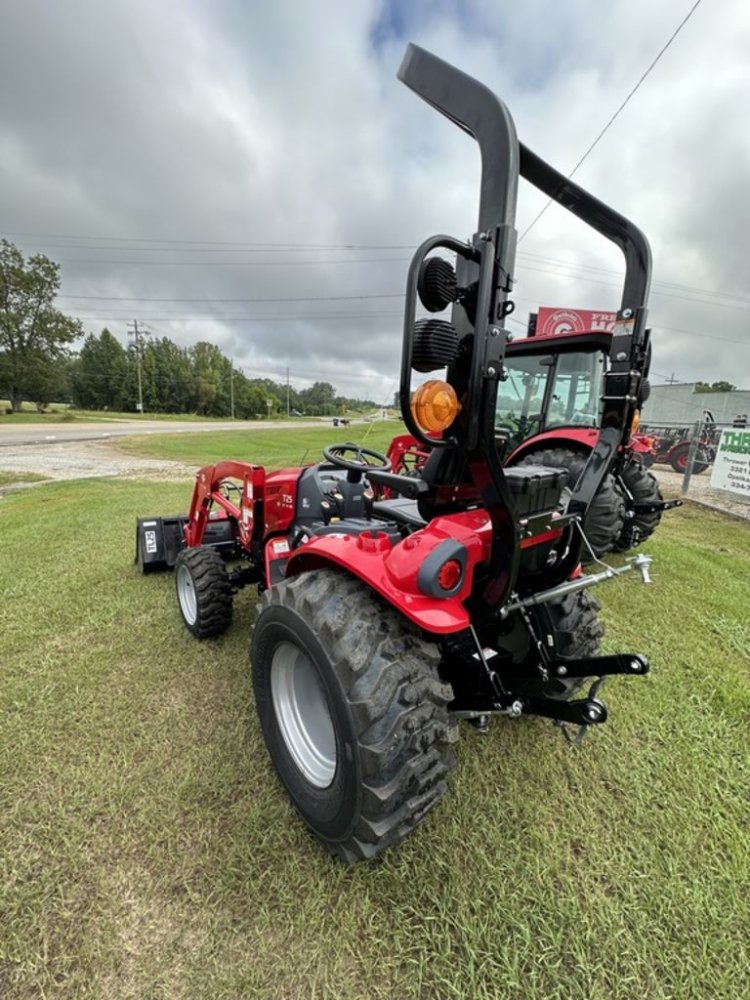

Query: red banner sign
[536,307,618,336]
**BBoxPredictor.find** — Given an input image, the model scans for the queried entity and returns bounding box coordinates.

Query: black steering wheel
[322,442,391,482]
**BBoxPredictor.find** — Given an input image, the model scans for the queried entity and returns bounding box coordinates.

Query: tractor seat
[371,497,426,529]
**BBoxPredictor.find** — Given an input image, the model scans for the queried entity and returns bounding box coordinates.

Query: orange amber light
[631,408,641,434]
[410,380,461,433]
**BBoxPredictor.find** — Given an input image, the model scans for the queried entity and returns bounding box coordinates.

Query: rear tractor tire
[516,447,626,561]
[174,545,233,639]
[251,569,458,862]
[533,589,605,700]
[614,458,663,551]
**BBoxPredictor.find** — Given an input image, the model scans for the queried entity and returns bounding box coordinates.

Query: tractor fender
[505,428,598,466]
[284,512,492,635]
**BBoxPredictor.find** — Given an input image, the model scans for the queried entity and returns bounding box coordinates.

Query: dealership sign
[537,307,618,336]
[710,429,750,499]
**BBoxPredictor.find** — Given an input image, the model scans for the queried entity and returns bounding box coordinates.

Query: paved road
[0,417,369,487]
[0,418,334,448]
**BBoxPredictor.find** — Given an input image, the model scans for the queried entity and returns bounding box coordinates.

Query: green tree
[695,380,736,393]
[190,341,226,415]
[71,329,129,409]
[144,337,193,413]
[24,353,73,412]
[299,380,336,414]
[0,239,82,411]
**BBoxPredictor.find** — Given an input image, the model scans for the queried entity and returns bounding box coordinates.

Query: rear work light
[410,379,461,434]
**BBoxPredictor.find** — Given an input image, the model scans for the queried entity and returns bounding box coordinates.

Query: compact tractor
[637,412,719,474]
[136,46,657,862]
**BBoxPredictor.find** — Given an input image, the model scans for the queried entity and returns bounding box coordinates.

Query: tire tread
[255,569,457,861]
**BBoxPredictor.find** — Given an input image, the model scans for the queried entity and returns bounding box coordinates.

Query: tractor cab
[495,334,611,453]
[498,332,611,451]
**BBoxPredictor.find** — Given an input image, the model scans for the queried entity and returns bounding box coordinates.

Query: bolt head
[557,665,568,676]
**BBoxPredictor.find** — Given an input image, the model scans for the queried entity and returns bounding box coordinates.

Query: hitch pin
[628,553,652,584]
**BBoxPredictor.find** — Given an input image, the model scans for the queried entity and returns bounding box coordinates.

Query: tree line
[0,238,376,417]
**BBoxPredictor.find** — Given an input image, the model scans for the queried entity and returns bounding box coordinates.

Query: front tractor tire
[251,569,457,863]
[516,447,626,560]
[174,546,233,639]
[669,442,709,475]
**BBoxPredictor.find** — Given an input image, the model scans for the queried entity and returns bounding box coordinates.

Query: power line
[12,242,413,255]
[49,255,411,267]
[7,229,743,308]
[53,256,750,315]
[518,0,705,242]
[57,292,404,304]
[71,311,404,322]
[2,231,416,250]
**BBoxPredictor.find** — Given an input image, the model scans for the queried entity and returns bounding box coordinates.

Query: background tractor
[637,411,719,474]
[497,329,680,557]
[389,323,679,559]
[136,45,656,862]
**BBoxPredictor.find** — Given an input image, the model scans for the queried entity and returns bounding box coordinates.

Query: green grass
[0,402,384,424]
[0,406,272,424]
[115,421,405,467]
[0,470,50,487]
[1,483,749,999]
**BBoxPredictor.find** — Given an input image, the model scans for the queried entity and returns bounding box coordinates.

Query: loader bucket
[135,515,237,573]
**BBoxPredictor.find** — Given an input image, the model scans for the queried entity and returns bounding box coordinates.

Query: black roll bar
[398,44,651,313]
[396,44,654,608]
[519,146,652,314]
[397,44,519,233]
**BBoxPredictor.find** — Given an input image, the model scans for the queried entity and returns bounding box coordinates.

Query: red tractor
[637,413,719,474]
[388,324,680,559]
[495,329,681,557]
[137,46,656,862]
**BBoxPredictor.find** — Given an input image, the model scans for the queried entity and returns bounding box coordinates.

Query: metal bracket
[632,498,683,514]
[523,691,607,727]
[555,677,608,746]
[552,652,649,680]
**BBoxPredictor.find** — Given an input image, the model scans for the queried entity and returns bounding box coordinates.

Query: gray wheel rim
[177,564,198,625]
[270,641,336,788]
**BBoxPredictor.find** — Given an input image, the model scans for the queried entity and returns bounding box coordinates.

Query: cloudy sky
[1,0,748,405]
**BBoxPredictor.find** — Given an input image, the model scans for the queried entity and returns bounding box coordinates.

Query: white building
[642,383,750,427]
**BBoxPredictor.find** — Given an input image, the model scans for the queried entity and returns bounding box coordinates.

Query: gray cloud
[1,0,748,402]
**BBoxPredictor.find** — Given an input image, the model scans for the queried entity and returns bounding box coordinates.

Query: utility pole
[666,373,678,385]
[286,367,290,417]
[127,320,149,413]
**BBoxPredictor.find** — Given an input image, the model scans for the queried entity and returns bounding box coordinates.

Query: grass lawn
[0,471,50,488]
[0,402,383,425]
[1,479,748,999]
[115,421,405,468]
